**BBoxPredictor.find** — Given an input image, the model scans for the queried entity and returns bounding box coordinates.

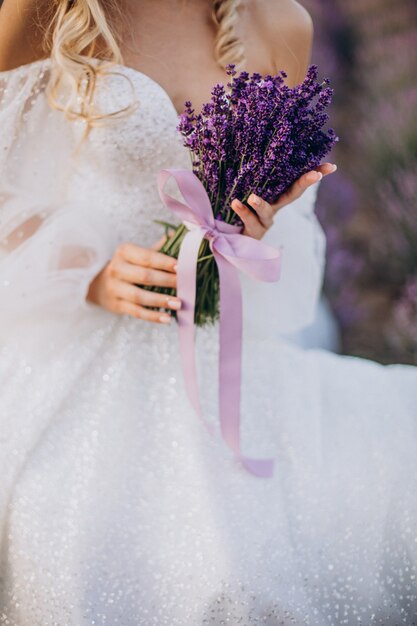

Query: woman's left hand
[231,162,337,240]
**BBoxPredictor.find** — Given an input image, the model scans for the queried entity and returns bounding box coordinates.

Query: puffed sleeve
[241,180,326,339]
[0,62,118,357]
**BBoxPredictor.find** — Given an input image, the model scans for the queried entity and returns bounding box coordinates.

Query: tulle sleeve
[241,181,326,339]
[0,62,118,356]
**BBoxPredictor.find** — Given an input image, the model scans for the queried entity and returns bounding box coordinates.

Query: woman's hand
[231,163,337,240]
[86,238,181,324]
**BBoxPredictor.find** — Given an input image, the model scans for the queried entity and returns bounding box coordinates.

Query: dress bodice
[68,64,193,247]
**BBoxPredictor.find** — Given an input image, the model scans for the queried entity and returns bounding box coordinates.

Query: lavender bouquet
[150,64,338,326]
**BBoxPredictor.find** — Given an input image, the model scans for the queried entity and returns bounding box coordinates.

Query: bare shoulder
[0,0,49,72]
[245,0,314,85]
[251,0,312,25]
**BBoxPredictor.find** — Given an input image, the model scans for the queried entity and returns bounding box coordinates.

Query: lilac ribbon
[158,169,282,478]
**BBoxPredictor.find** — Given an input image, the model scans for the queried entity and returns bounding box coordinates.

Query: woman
[0,1,416,624]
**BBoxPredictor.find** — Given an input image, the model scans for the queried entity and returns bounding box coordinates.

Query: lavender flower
[149,65,338,326]
[177,65,338,225]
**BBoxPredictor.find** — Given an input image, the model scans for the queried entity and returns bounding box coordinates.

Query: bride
[1,1,416,624]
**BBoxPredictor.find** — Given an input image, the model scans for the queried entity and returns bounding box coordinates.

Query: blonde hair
[212,0,245,70]
[46,0,245,127]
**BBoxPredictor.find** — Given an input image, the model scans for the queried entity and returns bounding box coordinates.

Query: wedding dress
[0,59,416,626]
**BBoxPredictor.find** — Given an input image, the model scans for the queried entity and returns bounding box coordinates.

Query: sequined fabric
[0,60,417,626]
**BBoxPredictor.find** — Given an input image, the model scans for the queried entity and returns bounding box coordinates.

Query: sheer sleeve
[241,181,326,339]
[0,62,118,356]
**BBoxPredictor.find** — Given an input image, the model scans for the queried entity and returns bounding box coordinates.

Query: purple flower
[156,64,338,325]
[177,64,338,224]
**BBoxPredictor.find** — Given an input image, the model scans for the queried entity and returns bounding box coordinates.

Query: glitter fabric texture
[0,60,417,626]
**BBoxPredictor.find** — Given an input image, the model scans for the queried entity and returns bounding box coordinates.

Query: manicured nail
[250,194,262,207]
[315,172,323,181]
[160,314,171,324]
[167,299,181,310]
[330,164,338,173]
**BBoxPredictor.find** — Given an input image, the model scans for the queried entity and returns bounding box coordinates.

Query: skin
[0,0,337,325]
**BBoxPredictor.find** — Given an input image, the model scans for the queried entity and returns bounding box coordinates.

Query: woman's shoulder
[249,0,313,32]
[0,0,49,72]
[0,58,51,109]
[0,58,53,149]
[0,57,51,78]
[245,0,314,84]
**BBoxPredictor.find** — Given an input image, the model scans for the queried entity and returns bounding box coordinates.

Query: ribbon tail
[176,228,215,435]
[216,253,275,478]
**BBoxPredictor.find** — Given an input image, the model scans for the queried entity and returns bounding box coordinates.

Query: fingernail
[173,264,178,272]
[250,194,262,207]
[167,299,181,310]
[315,172,323,181]
[160,314,171,324]
[330,164,338,173]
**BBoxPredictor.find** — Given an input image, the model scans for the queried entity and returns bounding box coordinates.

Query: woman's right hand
[86,240,181,324]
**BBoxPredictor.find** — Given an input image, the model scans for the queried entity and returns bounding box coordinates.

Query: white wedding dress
[1,60,417,626]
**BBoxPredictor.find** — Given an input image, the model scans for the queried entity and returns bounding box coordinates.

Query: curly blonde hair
[212,0,245,69]
[46,0,245,127]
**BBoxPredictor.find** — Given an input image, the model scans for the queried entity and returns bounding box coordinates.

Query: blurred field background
[303,0,417,364]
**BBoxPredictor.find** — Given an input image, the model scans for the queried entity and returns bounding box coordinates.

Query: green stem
[197,253,214,263]
[161,223,188,257]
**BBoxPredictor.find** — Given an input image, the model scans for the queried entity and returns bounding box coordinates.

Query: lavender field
[304,0,417,364]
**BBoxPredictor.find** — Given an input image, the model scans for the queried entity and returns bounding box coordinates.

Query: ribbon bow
[158,169,282,478]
